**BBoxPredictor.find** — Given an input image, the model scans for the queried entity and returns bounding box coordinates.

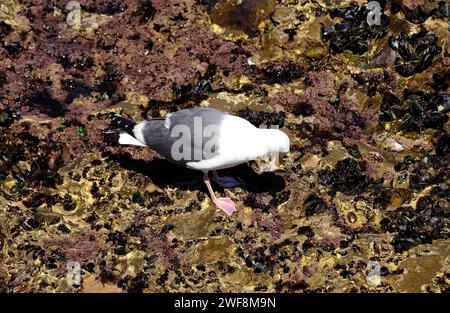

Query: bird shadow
[108,153,286,195]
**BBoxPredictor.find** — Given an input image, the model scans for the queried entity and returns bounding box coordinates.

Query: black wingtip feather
[109,113,136,136]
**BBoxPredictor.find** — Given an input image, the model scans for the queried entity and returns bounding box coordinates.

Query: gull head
[264,128,290,154]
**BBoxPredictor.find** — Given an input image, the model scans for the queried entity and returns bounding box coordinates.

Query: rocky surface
[0,0,449,292]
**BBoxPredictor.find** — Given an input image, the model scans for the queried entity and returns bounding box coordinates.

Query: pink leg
[204,172,237,216]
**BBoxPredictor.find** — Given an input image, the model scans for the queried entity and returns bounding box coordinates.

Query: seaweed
[0,108,19,127]
[172,64,217,104]
[389,31,441,77]
[208,0,275,37]
[236,107,286,128]
[137,0,156,23]
[381,192,449,253]
[322,3,389,55]
[319,158,369,196]
[303,194,327,216]
[379,89,449,132]
[435,133,449,156]
[259,60,304,84]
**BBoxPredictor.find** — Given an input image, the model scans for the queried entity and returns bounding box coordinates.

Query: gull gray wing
[141,107,227,166]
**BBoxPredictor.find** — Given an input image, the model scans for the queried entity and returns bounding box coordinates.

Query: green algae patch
[103,92,149,120]
[67,9,113,36]
[209,0,276,37]
[201,92,270,113]
[168,202,216,240]
[394,241,450,292]
[194,236,235,264]
[220,267,272,292]
[0,0,30,31]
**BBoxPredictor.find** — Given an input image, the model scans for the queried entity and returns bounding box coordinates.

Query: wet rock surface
[0,0,449,293]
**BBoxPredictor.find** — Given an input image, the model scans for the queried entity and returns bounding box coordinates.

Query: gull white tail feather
[118,132,147,146]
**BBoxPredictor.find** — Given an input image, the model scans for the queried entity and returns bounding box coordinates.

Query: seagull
[111,107,290,216]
